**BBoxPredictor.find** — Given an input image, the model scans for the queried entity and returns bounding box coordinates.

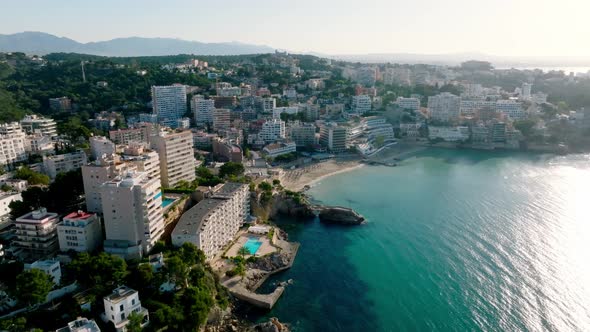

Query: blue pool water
[244,238,263,255]
[162,198,175,208]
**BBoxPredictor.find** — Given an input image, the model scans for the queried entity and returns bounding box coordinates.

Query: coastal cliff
[269,191,315,219]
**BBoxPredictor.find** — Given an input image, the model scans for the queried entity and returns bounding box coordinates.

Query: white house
[102,286,149,331]
[25,259,61,285]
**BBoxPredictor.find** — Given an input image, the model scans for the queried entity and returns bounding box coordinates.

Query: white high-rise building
[20,115,57,137]
[287,121,316,147]
[428,92,461,122]
[258,119,286,143]
[121,145,161,183]
[213,108,231,132]
[151,85,187,128]
[172,183,249,260]
[191,95,215,126]
[352,95,372,114]
[319,123,347,152]
[261,97,276,113]
[0,123,27,166]
[82,155,131,214]
[101,171,165,259]
[522,83,532,100]
[151,130,196,188]
[89,136,116,160]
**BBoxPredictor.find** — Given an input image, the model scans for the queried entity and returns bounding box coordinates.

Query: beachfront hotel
[171,183,249,260]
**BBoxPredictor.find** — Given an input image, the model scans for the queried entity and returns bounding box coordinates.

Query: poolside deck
[225,233,275,258]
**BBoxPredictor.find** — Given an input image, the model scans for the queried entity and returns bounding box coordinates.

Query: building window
[132,299,135,305]
[121,313,125,321]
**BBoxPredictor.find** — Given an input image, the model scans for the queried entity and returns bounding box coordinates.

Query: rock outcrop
[247,252,291,272]
[253,317,290,332]
[269,192,315,219]
[318,206,365,225]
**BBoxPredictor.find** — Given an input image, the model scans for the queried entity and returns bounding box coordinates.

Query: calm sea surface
[254,149,590,332]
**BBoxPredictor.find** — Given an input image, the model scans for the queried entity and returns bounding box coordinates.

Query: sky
[1,0,590,56]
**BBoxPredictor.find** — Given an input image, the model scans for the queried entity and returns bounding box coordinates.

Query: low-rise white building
[102,286,149,332]
[352,95,372,114]
[428,126,470,142]
[395,97,421,110]
[496,100,525,120]
[56,317,101,332]
[57,211,102,253]
[0,192,21,222]
[263,141,297,158]
[25,259,61,285]
[400,123,422,137]
[272,106,299,120]
[43,151,88,179]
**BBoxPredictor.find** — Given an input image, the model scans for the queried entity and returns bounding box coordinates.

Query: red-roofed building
[57,210,103,253]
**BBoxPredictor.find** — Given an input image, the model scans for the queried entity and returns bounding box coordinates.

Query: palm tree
[238,246,250,257]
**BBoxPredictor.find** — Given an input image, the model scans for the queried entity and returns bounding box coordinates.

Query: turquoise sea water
[244,238,263,255]
[253,149,590,332]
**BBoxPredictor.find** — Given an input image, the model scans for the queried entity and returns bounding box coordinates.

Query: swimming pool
[243,237,263,255]
[162,197,176,208]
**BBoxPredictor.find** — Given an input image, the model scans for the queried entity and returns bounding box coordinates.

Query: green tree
[15,269,53,306]
[151,303,184,330]
[234,261,246,280]
[126,312,144,332]
[258,181,272,192]
[0,317,28,332]
[164,256,190,289]
[179,242,205,266]
[272,179,281,186]
[14,167,50,186]
[513,119,537,138]
[181,287,214,330]
[218,162,245,178]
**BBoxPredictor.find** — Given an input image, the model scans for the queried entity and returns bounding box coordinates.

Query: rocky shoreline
[270,190,366,225]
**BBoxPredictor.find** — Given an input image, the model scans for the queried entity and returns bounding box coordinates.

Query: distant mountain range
[0,32,276,56]
[2,32,590,69]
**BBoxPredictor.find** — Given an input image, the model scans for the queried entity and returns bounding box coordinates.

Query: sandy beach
[281,159,364,191]
[281,142,428,191]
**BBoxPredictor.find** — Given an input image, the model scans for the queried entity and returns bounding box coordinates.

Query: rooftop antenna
[81,61,86,83]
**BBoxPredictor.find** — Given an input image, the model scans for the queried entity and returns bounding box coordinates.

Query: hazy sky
[1,0,589,56]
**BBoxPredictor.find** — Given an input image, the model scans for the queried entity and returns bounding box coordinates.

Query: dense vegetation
[0,243,227,331]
